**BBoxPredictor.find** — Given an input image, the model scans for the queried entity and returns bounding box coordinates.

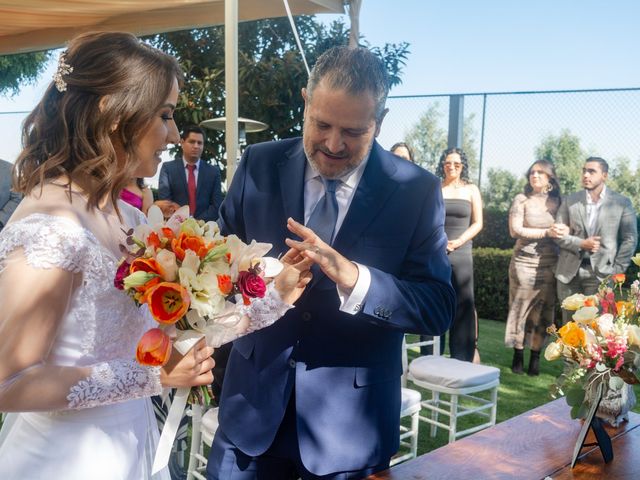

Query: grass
[402,317,640,457]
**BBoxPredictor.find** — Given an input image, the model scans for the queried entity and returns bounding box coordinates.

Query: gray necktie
[306,178,339,245]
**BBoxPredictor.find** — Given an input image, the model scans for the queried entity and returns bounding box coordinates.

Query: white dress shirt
[585,185,606,236]
[182,158,201,183]
[303,155,372,315]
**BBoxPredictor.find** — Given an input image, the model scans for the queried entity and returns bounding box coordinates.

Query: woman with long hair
[505,160,568,375]
[0,31,311,479]
[436,147,483,361]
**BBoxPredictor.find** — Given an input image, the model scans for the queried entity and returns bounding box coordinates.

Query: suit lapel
[333,142,398,254]
[277,141,305,226]
[574,193,587,234]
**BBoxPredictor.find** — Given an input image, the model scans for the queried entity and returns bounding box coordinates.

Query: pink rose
[237,271,266,298]
[114,259,131,290]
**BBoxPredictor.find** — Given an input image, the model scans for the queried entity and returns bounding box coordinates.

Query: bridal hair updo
[14,31,183,211]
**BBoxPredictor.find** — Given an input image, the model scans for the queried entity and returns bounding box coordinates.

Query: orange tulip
[584,297,597,307]
[147,282,190,324]
[136,328,172,366]
[171,232,212,261]
[147,231,161,249]
[130,257,164,276]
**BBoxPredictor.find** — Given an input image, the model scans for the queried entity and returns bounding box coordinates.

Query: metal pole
[225,0,239,188]
[478,94,487,189]
[447,94,464,148]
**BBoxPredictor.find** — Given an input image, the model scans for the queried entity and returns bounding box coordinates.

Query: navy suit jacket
[157,158,223,221]
[216,138,455,475]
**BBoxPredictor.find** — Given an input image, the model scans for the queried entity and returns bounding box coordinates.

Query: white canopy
[0,0,348,184]
[0,0,344,55]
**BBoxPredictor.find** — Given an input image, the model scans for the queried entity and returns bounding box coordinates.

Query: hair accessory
[53,52,73,92]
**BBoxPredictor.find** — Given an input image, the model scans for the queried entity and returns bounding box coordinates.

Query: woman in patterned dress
[505,160,568,375]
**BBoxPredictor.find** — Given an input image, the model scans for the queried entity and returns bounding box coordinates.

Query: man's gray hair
[306,46,390,121]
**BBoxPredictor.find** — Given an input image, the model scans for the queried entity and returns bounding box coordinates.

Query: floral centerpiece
[545,257,640,426]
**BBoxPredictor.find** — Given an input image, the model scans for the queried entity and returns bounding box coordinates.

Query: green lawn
[404,317,640,456]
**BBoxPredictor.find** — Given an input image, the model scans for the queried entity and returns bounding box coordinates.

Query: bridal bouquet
[546,257,640,423]
[114,205,281,397]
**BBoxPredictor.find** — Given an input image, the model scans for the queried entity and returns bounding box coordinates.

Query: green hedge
[474,208,513,250]
[473,247,512,322]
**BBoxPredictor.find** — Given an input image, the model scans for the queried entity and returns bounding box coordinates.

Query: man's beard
[303,142,372,180]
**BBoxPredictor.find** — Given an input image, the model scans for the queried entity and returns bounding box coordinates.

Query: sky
[1,0,639,184]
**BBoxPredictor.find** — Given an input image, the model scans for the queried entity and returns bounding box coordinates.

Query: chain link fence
[379,87,640,190]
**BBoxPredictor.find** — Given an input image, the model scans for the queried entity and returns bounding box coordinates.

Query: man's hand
[273,250,314,305]
[284,218,359,293]
[581,235,601,253]
[153,200,181,219]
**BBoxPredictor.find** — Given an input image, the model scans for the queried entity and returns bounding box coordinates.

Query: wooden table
[367,398,640,479]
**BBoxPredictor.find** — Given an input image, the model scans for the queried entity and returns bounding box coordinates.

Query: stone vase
[595,383,637,427]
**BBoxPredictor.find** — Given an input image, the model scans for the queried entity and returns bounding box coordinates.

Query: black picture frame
[571,382,614,468]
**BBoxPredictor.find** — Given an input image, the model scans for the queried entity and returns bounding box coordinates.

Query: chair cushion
[409,356,500,389]
[401,387,421,411]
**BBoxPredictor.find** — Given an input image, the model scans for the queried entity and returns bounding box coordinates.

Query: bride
[0,32,312,479]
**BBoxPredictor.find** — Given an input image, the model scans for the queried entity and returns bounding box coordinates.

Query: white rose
[596,313,615,336]
[544,341,563,361]
[627,325,640,347]
[561,293,586,311]
[572,306,599,324]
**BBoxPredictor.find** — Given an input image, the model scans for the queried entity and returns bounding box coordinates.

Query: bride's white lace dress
[0,203,170,479]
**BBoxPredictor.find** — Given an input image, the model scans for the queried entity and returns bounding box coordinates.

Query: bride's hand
[160,337,214,388]
[273,249,314,305]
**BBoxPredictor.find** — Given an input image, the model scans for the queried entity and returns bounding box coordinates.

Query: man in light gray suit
[555,156,637,323]
[0,159,22,231]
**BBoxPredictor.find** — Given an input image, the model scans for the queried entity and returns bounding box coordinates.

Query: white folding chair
[388,338,422,466]
[186,405,219,480]
[404,335,500,444]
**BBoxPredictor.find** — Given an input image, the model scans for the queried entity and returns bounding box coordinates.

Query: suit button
[374,307,381,316]
[289,359,296,368]
[302,312,312,321]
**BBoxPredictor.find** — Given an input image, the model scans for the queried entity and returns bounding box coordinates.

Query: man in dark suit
[0,159,22,231]
[157,125,223,221]
[555,156,637,323]
[206,46,455,480]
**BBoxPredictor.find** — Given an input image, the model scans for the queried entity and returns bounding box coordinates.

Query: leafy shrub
[474,208,513,250]
[473,247,512,322]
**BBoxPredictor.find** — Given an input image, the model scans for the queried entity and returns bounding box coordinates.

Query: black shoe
[528,350,540,376]
[511,348,524,374]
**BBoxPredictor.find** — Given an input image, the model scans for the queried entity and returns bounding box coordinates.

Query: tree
[534,129,585,196]
[0,51,51,96]
[481,168,526,212]
[403,102,479,179]
[146,17,409,179]
[608,157,640,212]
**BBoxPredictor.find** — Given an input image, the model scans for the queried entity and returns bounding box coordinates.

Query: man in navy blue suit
[207,46,455,479]
[157,125,223,221]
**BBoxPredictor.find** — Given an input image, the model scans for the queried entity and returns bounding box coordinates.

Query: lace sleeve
[67,360,162,409]
[0,215,162,412]
[239,282,294,334]
[198,282,293,349]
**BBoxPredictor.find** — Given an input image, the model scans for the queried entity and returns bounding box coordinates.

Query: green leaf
[565,386,585,407]
[570,403,582,419]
